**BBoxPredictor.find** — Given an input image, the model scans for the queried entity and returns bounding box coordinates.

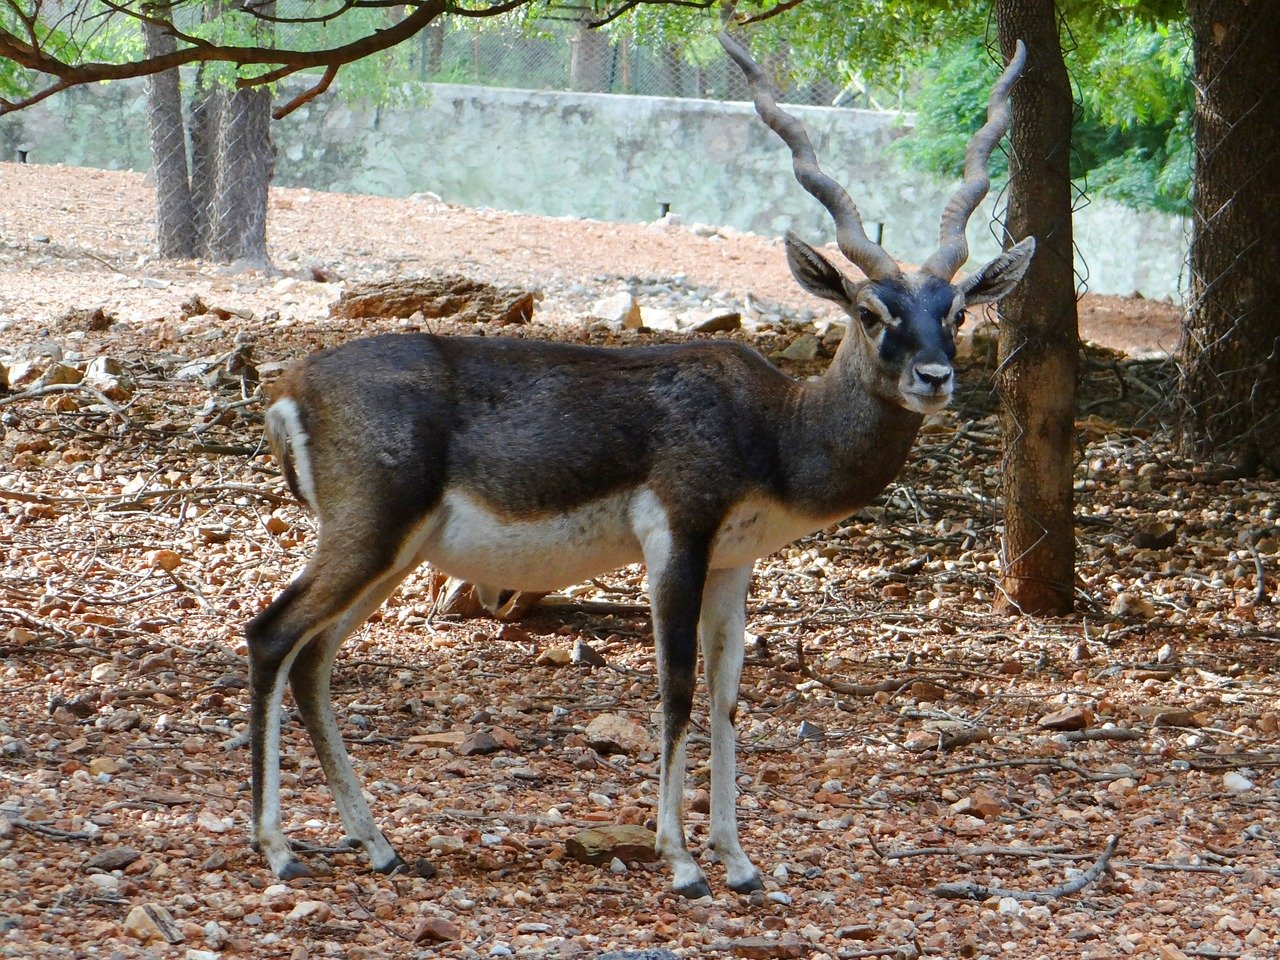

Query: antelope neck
[784,341,925,519]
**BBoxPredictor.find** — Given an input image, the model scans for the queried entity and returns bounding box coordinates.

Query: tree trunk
[569,18,609,92]
[188,76,219,256]
[426,21,445,79]
[1179,3,1280,473]
[993,0,1079,615]
[142,20,196,258]
[206,86,275,265]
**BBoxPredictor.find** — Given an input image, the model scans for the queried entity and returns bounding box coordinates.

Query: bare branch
[0,0,461,115]
[270,63,339,119]
[590,0,713,29]
[741,0,807,26]
[932,834,1119,902]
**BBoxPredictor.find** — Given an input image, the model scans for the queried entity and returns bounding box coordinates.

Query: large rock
[591,292,642,330]
[584,714,652,755]
[566,825,658,865]
[123,904,184,944]
[331,273,535,325]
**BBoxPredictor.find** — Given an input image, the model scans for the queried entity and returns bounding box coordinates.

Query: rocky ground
[0,163,1276,960]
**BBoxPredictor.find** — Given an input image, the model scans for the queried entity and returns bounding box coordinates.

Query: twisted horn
[920,39,1027,280]
[719,29,901,282]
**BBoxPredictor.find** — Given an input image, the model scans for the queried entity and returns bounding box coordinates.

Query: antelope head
[719,31,1035,414]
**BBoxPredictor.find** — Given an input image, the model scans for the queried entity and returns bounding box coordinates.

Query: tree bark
[569,18,610,92]
[188,75,219,257]
[206,86,275,265]
[993,0,1079,615]
[1179,2,1280,473]
[142,20,196,258]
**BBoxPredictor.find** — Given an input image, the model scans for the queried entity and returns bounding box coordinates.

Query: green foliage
[900,20,1192,216]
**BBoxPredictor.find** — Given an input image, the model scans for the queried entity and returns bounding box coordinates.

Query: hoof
[673,877,713,900]
[277,859,313,882]
[729,873,764,894]
[372,853,407,876]
[341,836,363,850]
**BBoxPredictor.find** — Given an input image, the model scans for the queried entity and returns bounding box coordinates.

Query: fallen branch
[0,382,129,422]
[1059,728,1145,743]
[0,482,289,507]
[933,757,1132,783]
[795,637,928,697]
[10,818,96,841]
[873,839,1072,861]
[932,834,1119,902]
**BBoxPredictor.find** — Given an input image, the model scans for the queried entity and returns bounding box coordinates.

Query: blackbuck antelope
[246,31,1033,897]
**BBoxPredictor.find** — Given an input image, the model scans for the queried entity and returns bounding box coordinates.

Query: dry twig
[932,834,1119,901]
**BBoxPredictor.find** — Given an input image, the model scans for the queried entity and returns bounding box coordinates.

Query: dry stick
[933,756,1129,783]
[932,835,1119,902]
[1059,728,1146,743]
[873,840,1072,861]
[0,482,289,507]
[11,818,96,842]
[0,382,129,421]
[795,636,928,697]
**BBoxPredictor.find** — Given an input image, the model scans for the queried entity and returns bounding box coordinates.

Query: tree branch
[269,63,339,118]
[932,835,1120,902]
[0,0,454,115]
[741,0,808,26]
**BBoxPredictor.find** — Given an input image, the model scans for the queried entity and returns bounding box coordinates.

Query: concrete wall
[1,80,1189,299]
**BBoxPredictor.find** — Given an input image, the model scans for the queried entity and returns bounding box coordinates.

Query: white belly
[403,488,644,591]
[395,487,836,590]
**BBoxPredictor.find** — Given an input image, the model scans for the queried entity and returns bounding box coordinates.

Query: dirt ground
[0,163,1276,960]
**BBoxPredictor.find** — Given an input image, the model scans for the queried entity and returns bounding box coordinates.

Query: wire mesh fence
[406,17,852,106]
[1175,5,1280,470]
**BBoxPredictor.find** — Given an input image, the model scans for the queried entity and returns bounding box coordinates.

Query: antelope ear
[784,232,856,307]
[958,237,1036,305]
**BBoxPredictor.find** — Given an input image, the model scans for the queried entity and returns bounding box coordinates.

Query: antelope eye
[858,307,879,328]
[952,310,967,328]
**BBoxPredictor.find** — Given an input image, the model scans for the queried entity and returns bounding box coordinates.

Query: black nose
[915,364,953,389]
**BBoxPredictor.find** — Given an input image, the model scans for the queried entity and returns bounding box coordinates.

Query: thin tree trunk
[426,21,445,79]
[188,76,219,257]
[1179,2,1280,473]
[207,86,275,265]
[142,19,196,258]
[993,0,1079,615]
[569,17,609,92]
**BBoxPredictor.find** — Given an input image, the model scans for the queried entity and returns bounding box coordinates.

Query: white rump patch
[266,398,318,511]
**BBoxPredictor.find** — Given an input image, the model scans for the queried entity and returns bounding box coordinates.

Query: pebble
[1223,772,1255,793]
[766,891,792,905]
[609,857,627,874]
[286,900,330,922]
[196,810,231,833]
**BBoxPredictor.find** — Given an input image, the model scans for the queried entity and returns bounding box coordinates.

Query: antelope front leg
[699,565,763,893]
[648,539,712,898]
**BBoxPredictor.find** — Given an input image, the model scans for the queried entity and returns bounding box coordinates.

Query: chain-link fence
[405,17,854,107]
[1175,6,1280,471]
